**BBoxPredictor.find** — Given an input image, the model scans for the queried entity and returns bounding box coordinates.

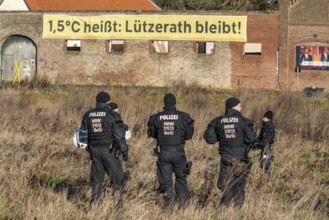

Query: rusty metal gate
[0,35,36,82]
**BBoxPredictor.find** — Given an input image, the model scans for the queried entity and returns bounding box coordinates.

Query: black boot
[89,184,102,209]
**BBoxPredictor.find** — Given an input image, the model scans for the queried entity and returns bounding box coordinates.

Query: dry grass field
[0,83,328,219]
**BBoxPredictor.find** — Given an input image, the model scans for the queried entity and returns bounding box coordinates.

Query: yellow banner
[43,14,247,42]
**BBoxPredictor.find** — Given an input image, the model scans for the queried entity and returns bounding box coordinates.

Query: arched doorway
[1,35,37,82]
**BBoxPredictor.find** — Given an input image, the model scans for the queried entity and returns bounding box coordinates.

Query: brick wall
[2,3,328,91]
[0,11,279,90]
[280,0,329,90]
[231,14,279,90]
[278,0,289,89]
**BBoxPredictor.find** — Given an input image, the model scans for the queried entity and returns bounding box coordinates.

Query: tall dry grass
[0,84,328,219]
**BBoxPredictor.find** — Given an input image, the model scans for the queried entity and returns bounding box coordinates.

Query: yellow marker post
[12,60,24,84]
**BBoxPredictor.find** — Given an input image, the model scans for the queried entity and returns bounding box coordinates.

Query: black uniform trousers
[90,146,124,205]
[157,150,189,208]
[217,154,248,207]
[260,146,273,175]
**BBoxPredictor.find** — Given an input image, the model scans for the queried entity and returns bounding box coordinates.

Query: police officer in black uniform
[80,92,128,208]
[108,102,130,141]
[203,97,256,207]
[255,111,276,175]
[147,93,194,209]
[108,102,130,187]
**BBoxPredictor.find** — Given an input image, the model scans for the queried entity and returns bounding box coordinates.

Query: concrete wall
[0,11,279,90]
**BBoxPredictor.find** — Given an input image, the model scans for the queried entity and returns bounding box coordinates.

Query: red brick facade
[0,12,280,90]
[1,0,328,91]
[231,14,279,90]
[279,0,329,90]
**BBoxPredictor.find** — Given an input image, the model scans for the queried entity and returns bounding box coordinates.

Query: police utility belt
[90,142,113,148]
[159,144,184,152]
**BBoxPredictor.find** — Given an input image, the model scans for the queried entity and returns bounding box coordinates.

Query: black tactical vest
[217,116,244,148]
[87,108,113,145]
[156,112,182,146]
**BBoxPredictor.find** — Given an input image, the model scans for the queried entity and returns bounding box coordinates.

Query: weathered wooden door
[1,35,36,82]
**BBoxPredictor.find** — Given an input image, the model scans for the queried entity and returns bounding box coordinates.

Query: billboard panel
[43,14,247,42]
[296,46,329,70]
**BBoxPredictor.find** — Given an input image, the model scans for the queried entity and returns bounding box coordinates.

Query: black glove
[251,142,260,150]
[258,143,265,150]
[122,153,128,162]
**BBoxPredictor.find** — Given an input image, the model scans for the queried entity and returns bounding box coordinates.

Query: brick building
[0,0,327,91]
[279,0,329,91]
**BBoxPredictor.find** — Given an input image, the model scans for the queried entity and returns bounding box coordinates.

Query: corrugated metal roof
[24,0,161,11]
